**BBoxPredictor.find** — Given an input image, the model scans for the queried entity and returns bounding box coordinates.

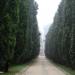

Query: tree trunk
[4,61,9,72]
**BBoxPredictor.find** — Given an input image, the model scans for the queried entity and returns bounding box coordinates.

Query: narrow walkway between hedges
[16,56,70,75]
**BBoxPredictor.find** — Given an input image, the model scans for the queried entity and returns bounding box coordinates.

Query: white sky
[35,0,61,40]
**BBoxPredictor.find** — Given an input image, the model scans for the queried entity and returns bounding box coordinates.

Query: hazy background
[35,0,61,55]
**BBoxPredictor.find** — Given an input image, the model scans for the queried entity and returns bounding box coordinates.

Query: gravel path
[16,56,70,75]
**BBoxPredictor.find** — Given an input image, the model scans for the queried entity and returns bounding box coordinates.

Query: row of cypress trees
[45,0,75,69]
[0,0,40,72]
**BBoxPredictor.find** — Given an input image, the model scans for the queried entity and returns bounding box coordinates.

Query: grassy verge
[0,59,36,75]
[0,64,27,75]
[48,59,75,75]
[56,64,75,75]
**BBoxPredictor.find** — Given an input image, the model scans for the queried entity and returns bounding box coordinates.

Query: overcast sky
[35,0,61,40]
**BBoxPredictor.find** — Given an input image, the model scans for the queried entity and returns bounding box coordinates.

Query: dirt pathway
[16,56,70,75]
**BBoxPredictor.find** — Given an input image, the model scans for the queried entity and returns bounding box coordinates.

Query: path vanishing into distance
[16,56,70,75]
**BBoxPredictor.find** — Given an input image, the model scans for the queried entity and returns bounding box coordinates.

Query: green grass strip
[0,64,27,75]
[56,64,75,75]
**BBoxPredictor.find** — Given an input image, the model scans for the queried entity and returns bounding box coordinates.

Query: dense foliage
[0,0,40,72]
[45,0,75,69]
